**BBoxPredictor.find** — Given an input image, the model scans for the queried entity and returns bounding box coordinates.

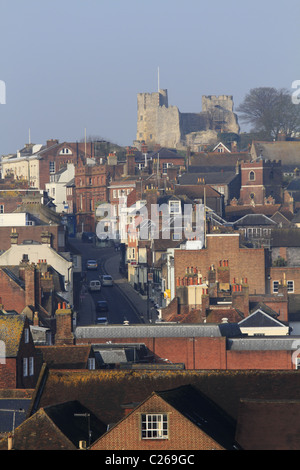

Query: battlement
[202,95,234,113]
[136,88,239,150]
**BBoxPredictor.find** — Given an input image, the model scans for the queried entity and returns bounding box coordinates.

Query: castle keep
[135,89,240,151]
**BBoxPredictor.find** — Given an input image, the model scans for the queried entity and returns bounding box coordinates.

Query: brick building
[174,233,266,296]
[75,323,297,371]
[0,315,42,389]
[239,159,282,206]
[91,384,238,450]
[1,140,95,190]
[74,160,108,233]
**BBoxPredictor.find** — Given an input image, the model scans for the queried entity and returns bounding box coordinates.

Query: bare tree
[237,87,300,140]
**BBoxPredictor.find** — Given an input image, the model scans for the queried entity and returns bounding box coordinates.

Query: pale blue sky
[0,0,299,155]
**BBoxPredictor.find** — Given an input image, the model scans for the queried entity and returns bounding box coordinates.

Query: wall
[0,225,65,252]
[136,90,239,149]
[76,335,294,371]
[92,393,224,450]
[174,234,266,295]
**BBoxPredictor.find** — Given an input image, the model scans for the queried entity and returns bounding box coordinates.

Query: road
[69,238,144,326]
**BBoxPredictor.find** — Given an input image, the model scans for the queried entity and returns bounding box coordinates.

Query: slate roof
[251,141,300,164]
[156,385,239,450]
[227,337,299,350]
[287,177,300,192]
[270,229,300,247]
[0,398,31,434]
[179,171,237,185]
[75,323,242,340]
[234,213,277,226]
[0,314,26,357]
[0,400,107,450]
[238,310,286,328]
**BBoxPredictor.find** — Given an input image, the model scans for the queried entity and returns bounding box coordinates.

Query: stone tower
[135,89,240,151]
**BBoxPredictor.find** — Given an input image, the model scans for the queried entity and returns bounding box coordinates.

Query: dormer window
[59,148,72,155]
[169,200,181,214]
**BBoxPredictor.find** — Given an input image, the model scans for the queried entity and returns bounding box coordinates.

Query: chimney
[7,435,14,450]
[25,264,36,308]
[232,281,249,317]
[41,231,52,246]
[10,228,19,245]
[125,147,135,176]
[46,139,59,148]
[55,302,74,345]
[201,290,210,319]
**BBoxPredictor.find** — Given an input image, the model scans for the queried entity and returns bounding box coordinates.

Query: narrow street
[69,238,151,326]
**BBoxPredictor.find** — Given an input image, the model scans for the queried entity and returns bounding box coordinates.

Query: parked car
[82,232,95,243]
[89,280,101,292]
[100,275,113,286]
[86,259,98,270]
[95,316,108,324]
[96,300,109,314]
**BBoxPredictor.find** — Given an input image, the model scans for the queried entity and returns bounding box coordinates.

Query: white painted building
[0,242,73,305]
[45,163,75,213]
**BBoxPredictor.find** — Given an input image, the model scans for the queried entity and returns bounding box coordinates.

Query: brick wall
[0,269,26,312]
[0,225,63,252]
[92,394,224,450]
[76,335,293,371]
[174,234,266,295]
[0,359,17,388]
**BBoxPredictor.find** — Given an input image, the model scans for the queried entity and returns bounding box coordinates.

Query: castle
[134,89,240,151]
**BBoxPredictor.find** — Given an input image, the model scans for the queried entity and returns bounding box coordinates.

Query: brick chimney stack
[25,264,36,308]
[55,302,74,345]
[232,280,249,317]
[125,147,136,176]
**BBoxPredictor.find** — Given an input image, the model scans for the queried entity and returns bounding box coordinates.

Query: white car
[88,280,101,291]
[100,275,113,286]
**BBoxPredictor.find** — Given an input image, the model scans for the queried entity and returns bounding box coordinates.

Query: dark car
[82,232,95,243]
[96,300,108,314]
[95,316,108,324]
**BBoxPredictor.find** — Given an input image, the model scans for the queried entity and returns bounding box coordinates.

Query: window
[141,414,168,439]
[273,281,279,293]
[287,281,294,293]
[49,161,55,174]
[169,200,181,214]
[0,205,4,214]
[23,358,28,377]
[88,358,96,370]
[29,357,34,376]
[24,328,29,344]
[249,171,255,181]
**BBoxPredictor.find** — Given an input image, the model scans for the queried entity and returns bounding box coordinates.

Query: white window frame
[141,413,169,440]
[287,280,294,293]
[49,161,56,174]
[29,357,34,376]
[23,358,28,377]
[169,200,181,215]
[24,328,29,344]
[88,358,96,370]
[273,281,279,293]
